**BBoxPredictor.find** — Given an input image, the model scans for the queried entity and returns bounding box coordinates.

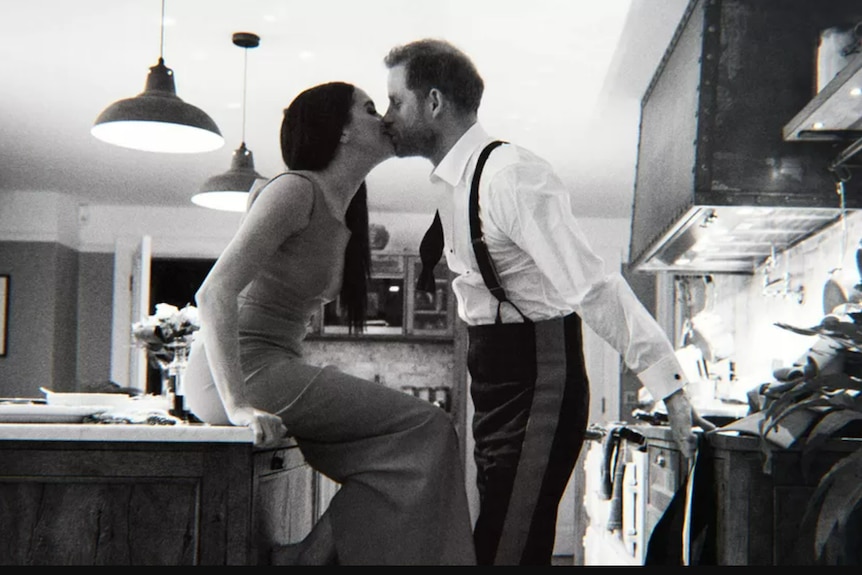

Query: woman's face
[345,88,394,162]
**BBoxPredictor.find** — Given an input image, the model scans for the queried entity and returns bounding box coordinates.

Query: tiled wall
[694,210,862,397]
[302,338,455,393]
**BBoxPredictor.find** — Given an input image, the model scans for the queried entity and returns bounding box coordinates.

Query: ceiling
[0,0,688,218]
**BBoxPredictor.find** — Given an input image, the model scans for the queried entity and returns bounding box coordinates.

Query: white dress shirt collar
[429,122,489,187]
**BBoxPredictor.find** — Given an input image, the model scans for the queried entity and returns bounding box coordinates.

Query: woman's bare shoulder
[251,171,315,205]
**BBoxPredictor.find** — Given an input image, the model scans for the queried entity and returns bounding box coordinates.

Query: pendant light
[192,32,265,212]
[91,0,223,153]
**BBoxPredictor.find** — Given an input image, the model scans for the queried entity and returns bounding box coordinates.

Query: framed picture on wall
[0,275,7,356]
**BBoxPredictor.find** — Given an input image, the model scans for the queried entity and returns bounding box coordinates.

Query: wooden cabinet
[251,443,320,565]
[314,254,455,339]
[0,435,317,565]
[147,254,456,343]
[643,435,687,540]
[406,257,454,336]
[637,425,861,565]
[708,432,858,565]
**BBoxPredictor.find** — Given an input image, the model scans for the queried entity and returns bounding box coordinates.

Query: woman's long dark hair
[281,82,370,333]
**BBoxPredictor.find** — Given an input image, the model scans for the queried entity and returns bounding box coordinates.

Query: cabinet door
[0,441,252,566]
[645,441,686,539]
[406,256,454,337]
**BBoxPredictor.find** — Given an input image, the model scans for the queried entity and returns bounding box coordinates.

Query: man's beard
[393,128,437,160]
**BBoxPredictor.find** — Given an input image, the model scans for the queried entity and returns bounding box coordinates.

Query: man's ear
[427,88,444,118]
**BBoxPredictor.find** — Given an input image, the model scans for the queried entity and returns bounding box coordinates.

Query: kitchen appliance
[629,0,862,274]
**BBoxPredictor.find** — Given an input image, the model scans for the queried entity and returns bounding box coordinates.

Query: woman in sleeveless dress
[183,82,476,566]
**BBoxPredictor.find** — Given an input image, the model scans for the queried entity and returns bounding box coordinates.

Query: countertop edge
[0,422,256,443]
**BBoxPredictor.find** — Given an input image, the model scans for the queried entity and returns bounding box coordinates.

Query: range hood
[635,205,841,273]
[629,0,862,274]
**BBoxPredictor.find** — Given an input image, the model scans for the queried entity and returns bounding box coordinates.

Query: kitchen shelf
[783,51,862,142]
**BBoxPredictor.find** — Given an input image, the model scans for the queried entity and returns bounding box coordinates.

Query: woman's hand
[228,405,289,448]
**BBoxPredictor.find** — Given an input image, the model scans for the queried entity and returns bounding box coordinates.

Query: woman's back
[237,172,351,356]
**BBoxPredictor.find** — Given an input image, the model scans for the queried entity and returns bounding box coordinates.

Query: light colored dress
[183,172,476,565]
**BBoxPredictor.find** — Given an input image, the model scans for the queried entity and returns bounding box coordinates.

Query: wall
[0,241,78,395]
[303,338,454,393]
[76,252,115,388]
[678,210,862,400]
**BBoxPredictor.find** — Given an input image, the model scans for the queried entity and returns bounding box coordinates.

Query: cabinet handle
[271,455,285,470]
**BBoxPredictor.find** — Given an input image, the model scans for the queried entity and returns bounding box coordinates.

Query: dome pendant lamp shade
[91,0,223,153]
[191,142,263,211]
[192,32,264,212]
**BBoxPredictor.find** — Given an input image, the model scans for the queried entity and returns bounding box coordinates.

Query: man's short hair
[384,39,484,115]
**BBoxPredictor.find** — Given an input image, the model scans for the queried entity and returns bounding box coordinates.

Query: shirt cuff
[636,353,689,401]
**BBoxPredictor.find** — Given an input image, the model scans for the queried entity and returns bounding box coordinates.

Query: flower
[132,303,200,362]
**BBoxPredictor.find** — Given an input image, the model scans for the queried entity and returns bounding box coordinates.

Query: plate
[0,404,106,423]
[40,388,133,407]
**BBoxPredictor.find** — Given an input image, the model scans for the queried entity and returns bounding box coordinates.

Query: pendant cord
[159,0,166,60]
[241,47,248,144]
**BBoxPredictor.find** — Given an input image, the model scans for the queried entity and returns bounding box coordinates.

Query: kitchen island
[0,422,317,565]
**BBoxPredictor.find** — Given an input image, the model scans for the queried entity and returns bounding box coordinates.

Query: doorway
[146,257,215,394]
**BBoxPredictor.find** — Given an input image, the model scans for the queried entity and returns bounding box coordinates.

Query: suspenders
[469,140,531,325]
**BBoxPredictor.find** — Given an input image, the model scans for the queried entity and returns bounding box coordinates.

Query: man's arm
[488,161,706,456]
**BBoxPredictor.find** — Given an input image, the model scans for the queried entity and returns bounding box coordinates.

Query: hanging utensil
[822,277,848,315]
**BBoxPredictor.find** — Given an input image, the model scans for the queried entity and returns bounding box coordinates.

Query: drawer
[647,444,683,494]
[254,444,306,478]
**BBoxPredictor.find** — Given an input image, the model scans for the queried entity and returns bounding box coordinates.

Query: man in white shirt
[382,38,702,565]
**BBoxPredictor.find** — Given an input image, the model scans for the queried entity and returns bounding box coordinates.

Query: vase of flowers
[132,303,200,419]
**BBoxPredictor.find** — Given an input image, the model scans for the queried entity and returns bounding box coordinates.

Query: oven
[621,447,649,563]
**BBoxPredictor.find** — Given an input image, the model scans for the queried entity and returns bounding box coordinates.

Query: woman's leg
[187,343,476,566]
[249,365,476,566]
[271,508,337,565]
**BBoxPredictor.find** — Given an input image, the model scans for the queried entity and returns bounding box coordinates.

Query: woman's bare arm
[195,174,313,446]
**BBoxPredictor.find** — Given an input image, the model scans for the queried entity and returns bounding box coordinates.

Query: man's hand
[663,388,699,459]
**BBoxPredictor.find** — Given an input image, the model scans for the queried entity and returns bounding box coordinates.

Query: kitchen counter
[0,420,313,565]
[625,422,861,565]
